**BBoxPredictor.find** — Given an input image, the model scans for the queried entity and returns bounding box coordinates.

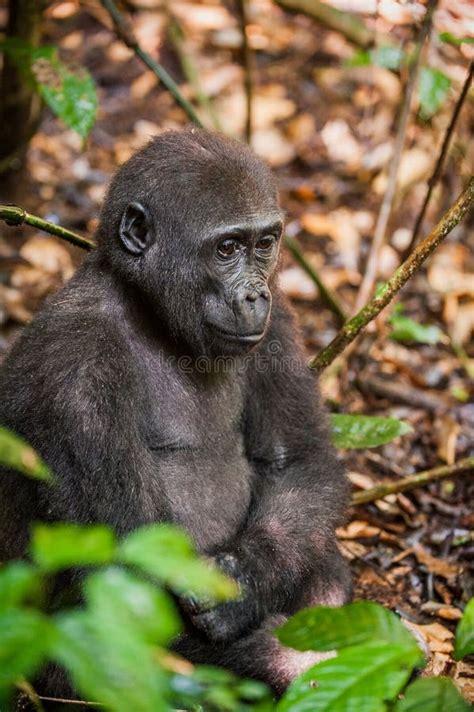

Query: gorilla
[0,129,350,695]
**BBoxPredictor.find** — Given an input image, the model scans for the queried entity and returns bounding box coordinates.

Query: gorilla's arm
[190,298,350,641]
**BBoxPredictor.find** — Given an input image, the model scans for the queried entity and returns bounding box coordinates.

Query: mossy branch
[352,456,474,505]
[309,176,474,371]
[100,0,203,128]
[0,204,94,251]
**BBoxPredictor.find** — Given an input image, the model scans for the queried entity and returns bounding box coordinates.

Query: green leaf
[389,313,443,345]
[454,598,474,660]
[31,523,116,571]
[394,677,471,711]
[52,609,168,712]
[119,524,238,601]
[1,39,97,138]
[277,642,420,712]
[0,609,55,691]
[419,67,451,119]
[439,32,474,47]
[277,601,423,662]
[0,562,43,609]
[85,567,182,647]
[0,426,51,480]
[330,414,412,449]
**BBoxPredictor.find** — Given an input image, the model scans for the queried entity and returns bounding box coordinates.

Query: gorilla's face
[201,215,283,353]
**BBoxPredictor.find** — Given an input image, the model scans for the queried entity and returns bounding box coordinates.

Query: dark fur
[0,130,350,696]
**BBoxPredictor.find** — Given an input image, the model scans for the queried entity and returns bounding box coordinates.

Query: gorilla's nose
[234,286,271,333]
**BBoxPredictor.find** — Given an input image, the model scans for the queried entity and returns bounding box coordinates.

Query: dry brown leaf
[409,621,454,654]
[279,267,317,301]
[320,119,362,171]
[251,128,295,167]
[412,545,458,580]
[337,521,382,539]
[19,236,74,280]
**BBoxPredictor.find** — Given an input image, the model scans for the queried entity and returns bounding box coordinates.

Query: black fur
[0,130,350,695]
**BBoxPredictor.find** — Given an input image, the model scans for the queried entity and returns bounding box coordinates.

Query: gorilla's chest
[143,359,253,551]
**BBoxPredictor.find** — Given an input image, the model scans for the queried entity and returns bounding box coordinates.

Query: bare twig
[403,60,474,259]
[38,695,104,707]
[236,0,253,143]
[276,0,380,48]
[352,456,474,505]
[99,0,203,127]
[309,176,474,371]
[285,235,347,325]
[0,204,94,250]
[355,0,438,311]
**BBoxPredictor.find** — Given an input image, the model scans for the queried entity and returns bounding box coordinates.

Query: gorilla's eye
[256,235,275,251]
[217,239,240,259]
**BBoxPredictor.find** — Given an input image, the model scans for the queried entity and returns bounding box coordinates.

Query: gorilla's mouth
[208,323,265,344]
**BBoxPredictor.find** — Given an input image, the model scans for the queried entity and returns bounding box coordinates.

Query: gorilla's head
[96,129,283,356]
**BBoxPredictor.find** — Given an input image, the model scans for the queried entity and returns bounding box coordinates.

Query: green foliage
[418,67,451,119]
[277,642,420,712]
[31,523,116,571]
[454,598,474,660]
[389,305,444,345]
[119,523,238,601]
[1,38,97,138]
[347,45,404,70]
[394,677,472,711]
[439,32,474,47]
[330,414,412,449]
[0,562,43,609]
[276,601,423,658]
[0,426,51,480]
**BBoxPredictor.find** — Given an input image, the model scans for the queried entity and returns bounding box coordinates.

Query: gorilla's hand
[183,553,260,643]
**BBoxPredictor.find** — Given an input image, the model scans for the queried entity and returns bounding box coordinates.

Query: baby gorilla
[0,129,351,694]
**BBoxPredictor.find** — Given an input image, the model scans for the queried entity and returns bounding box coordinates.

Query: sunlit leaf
[371,46,404,70]
[119,524,238,601]
[277,602,424,660]
[389,312,443,345]
[439,32,474,46]
[31,523,116,571]
[0,426,51,480]
[0,609,55,692]
[330,414,412,449]
[419,67,451,119]
[277,642,420,712]
[394,677,471,711]
[454,598,474,660]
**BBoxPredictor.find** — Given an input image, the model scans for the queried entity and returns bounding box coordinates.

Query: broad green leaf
[395,677,471,711]
[0,426,51,480]
[419,67,451,119]
[277,642,420,712]
[85,567,182,647]
[0,562,43,609]
[389,314,443,345]
[0,609,55,691]
[330,414,412,449]
[52,609,168,712]
[1,39,97,138]
[454,598,474,660]
[119,524,238,601]
[31,523,116,571]
[371,46,404,70]
[277,602,423,663]
[439,32,474,47]
[345,49,371,67]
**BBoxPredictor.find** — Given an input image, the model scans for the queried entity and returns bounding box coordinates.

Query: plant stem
[309,176,474,371]
[352,456,474,505]
[403,60,474,259]
[99,0,203,127]
[0,204,94,250]
[354,0,438,311]
[236,0,253,143]
[285,235,347,325]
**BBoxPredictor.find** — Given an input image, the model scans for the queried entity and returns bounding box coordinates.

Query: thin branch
[276,0,380,48]
[352,456,474,505]
[39,695,104,707]
[403,60,474,259]
[236,0,253,143]
[166,12,221,131]
[354,0,438,311]
[0,204,94,250]
[99,0,203,127]
[309,176,474,371]
[285,235,347,325]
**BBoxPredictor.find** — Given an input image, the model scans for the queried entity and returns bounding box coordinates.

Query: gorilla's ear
[119,202,155,255]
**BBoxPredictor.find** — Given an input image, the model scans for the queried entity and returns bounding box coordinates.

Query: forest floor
[0,0,473,701]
